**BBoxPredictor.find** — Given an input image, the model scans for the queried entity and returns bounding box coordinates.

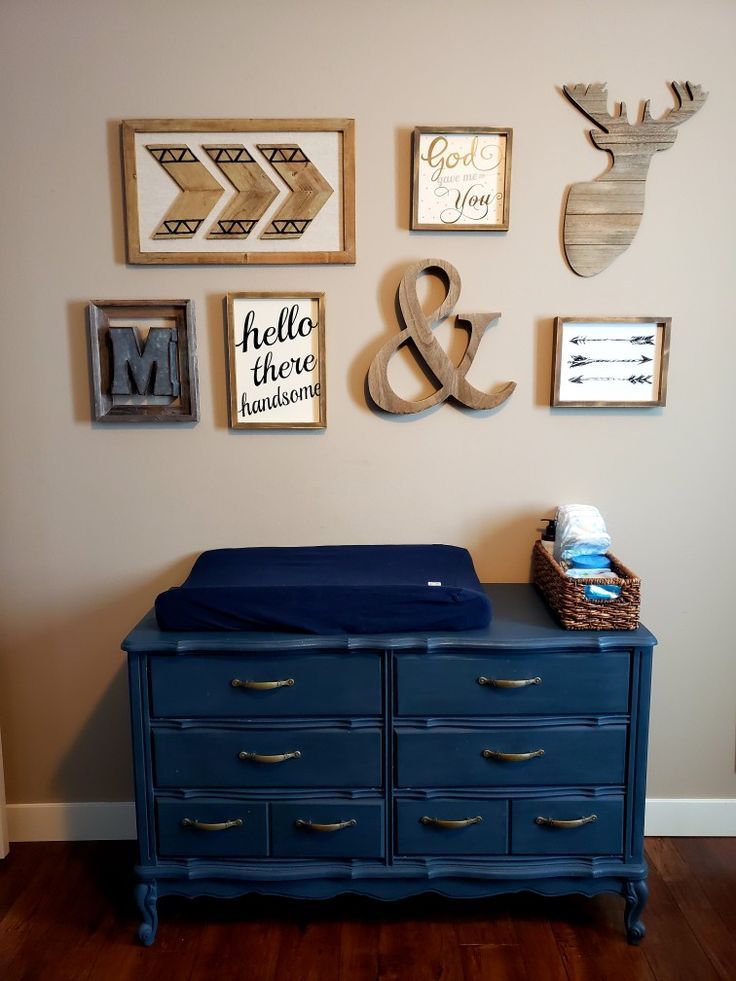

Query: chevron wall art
[122,119,355,265]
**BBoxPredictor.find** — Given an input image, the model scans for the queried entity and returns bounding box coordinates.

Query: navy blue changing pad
[154,545,491,634]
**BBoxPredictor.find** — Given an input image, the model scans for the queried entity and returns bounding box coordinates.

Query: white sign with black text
[227,293,326,429]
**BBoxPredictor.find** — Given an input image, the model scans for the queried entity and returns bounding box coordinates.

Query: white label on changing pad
[428,581,442,586]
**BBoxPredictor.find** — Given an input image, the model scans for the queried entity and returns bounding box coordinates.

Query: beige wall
[1,0,734,805]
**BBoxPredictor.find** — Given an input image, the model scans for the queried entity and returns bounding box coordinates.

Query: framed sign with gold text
[411,126,512,231]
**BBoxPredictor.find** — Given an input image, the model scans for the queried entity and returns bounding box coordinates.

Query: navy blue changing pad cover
[155,545,491,634]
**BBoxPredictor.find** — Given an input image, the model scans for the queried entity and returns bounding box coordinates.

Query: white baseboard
[4,798,735,843]
[7,802,136,842]
[644,799,736,837]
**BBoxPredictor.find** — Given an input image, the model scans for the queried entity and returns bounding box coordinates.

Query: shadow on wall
[0,557,196,804]
[472,512,550,584]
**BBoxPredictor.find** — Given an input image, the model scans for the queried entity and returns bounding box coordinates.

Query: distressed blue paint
[124,583,656,946]
[151,652,382,718]
[396,726,627,787]
[395,799,508,856]
[270,801,384,859]
[156,799,268,858]
[153,727,382,789]
[395,651,630,716]
[511,797,624,855]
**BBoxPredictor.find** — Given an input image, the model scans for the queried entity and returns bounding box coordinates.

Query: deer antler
[660,81,708,127]
[563,83,628,131]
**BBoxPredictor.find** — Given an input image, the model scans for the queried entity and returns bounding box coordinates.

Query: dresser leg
[624,878,648,944]
[135,881,158,946]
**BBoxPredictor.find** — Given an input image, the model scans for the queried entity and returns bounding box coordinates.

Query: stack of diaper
[554,505,621,601]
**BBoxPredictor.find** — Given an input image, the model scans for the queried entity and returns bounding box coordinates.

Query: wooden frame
[226,292,326,430]
[411,126,512,231]
[87,299,199,422]
[122,118,355,265]
[551,317,671,407]
[0,727,8,858]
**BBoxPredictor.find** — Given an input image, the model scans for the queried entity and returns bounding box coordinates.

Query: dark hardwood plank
[647,838,736,980]
[378,898,464,981]
[271,917,342,981]
[3,840,736,981]
[0,843,85,979]
[453,897,530,981]
[507,894,571,981]
[549,893,656,981]
[0,844,42,925]
[637,858,720,981]
[339,915,379,981]
[672,838,736,936]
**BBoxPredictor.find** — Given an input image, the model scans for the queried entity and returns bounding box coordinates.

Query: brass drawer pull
[180,818,243,832]
[238,750,301,763]
[231,678,295,690]
[477,676,541,688]
[535,814,598,829]
[295,819,357,833]
[482,748,545,762]
[420,815,483,829]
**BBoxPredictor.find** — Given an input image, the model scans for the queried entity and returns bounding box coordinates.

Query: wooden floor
[0,839,734,980]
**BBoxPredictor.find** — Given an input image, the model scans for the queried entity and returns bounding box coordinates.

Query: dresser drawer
[153,727,382,789]
[395,652,630,716]
[271,801,384,858]
[396,726,626,787]
[395,799,507,856]
[511,797,624,855]
[150,653,381,718]
[156,799,268,858]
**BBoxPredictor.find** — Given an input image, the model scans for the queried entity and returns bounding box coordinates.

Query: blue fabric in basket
[154,545,491,634]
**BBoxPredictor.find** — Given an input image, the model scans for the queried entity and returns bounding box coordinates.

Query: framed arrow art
[121,119,355,264]
[551,317,671,407]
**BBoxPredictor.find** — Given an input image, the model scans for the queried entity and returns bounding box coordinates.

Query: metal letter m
[109,327,180,397]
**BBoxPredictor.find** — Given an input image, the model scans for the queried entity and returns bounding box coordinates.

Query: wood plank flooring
[0,839,734,980]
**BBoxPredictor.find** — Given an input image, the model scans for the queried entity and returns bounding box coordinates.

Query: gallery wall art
[226,292,326,429]
[367,258,516,415]
[551,317,671,407]
[122,119,355,264]
[411,127,512,231]
[562,81,707,276]
[87,300,199,422]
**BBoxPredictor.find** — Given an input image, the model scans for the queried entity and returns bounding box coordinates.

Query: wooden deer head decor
[563,81,707,276]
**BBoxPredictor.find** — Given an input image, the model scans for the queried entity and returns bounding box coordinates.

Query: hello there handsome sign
[226,293,326,429]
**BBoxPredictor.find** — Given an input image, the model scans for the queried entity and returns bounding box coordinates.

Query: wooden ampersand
[563,80,707,276]
[367,259,516,414]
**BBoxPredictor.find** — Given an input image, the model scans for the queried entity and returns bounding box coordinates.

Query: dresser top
[122,584,656,655]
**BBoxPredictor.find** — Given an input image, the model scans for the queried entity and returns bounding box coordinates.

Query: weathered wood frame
[122,118,356,265]
[410,126,512,231]
[551,316,671,408]
[226,291,326,430]
[87,299,199,422]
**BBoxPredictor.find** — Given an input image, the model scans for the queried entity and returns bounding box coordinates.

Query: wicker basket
[532,540,640,630]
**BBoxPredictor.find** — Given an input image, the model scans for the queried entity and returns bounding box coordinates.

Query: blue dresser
[123,583,656,946]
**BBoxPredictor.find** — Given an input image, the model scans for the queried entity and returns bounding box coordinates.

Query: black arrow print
[569,374,653,385]
[568,354,653,368]
[569,335,655,346]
